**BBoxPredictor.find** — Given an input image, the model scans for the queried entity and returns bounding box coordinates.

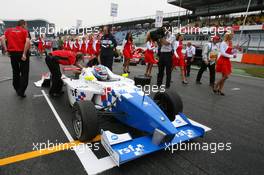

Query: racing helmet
[92,65,108,81]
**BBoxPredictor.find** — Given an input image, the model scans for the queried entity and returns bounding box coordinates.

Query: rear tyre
[154,90,183,121]
[73,101,99,142]
[134,75,151,87]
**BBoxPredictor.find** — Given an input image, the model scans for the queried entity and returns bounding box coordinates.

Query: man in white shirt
[185,42,196,77]
[196,35,220,87]
[157,27,175,89]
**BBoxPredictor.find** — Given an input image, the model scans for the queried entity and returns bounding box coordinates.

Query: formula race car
[129,48,145,66]
[63,65,205,166]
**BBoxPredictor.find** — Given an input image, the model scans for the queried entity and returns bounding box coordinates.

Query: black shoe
[213,88,218,94]
[218,91,225,96]
[165,85,170,89]
[16,90,26,98]
[18,93,26,98]
[196,81,202,85]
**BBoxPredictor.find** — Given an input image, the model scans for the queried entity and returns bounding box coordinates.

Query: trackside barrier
[241,53,264,65]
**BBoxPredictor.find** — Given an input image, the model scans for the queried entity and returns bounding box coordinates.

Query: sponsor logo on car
[118,144,144,156]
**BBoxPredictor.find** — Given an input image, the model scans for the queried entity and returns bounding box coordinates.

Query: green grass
[241,67,264,78]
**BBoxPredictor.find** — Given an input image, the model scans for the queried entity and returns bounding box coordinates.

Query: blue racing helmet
[92,65,108,81]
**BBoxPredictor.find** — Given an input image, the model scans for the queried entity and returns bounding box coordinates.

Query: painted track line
[0,77,12,83]
[41,90,116,175]
[0,141,80,166]
[0,136,101,166]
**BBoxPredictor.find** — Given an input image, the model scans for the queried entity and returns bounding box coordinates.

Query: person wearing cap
[45,50,84,97]
[196,35,220,87]
[1,20,30,97]
[185,41,196,77]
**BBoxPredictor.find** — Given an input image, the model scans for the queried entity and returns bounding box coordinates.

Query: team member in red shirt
[45,50,83,97]
[1,20,30,97]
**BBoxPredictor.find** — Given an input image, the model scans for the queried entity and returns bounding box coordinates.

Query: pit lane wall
[231,53,264,65]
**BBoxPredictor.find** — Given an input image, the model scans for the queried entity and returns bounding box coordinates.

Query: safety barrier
[230,53,264,65]
[241,53,264,65]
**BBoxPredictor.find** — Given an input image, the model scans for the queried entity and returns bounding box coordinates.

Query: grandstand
[3,19,55,37]
[97,0,264,53]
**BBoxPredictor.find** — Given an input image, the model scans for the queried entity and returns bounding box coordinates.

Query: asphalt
[0,54,263,175]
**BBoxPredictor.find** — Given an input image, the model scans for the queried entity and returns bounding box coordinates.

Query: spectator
[51,36,59,51]
[196,35,220,87]
[185,41,196,77]
[157,24,174,89]
[58,36,64,50]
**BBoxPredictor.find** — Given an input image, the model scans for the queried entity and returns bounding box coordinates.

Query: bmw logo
[111,135,118,140]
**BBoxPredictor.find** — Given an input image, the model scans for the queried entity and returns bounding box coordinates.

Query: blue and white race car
[63,65,205,166]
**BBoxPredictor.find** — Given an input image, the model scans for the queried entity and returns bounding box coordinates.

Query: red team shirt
[51,50,76,65]
[4,26,28,52]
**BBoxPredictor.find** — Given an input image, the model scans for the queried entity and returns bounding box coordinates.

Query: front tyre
[154,90,183,121]
[73,101,99,142]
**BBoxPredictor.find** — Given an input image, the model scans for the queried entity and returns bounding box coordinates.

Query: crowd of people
[119,24,236,95]
[0,20,237,98]
[189,13,264,27]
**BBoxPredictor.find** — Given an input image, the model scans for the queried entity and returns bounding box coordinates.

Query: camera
[149,24,171,42]
[149,27,165,42]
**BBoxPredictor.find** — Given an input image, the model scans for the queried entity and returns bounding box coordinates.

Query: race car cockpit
[92,65,120,82]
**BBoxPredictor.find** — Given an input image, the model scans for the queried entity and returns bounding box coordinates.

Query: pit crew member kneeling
[45,50,83,97]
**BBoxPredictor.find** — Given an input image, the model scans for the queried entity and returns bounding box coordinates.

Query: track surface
[0,55,263,175]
